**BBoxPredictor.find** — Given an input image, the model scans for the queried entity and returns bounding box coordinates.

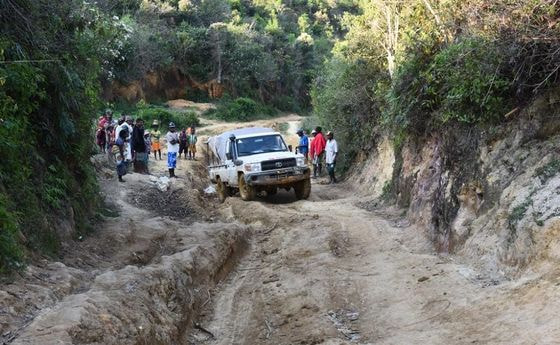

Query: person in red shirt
[310,126,326,178]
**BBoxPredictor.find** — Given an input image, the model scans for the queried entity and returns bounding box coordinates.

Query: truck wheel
[266,187,277,196]
[239,174,256,201]
[294,178,311,200]
[216,177,228,203]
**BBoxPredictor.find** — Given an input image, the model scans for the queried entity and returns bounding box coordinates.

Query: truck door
[226,140,239,186]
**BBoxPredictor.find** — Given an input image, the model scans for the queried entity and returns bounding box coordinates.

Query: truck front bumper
[245,167,310,186]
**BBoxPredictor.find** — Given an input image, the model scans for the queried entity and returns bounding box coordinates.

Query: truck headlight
[297,157,306,167]
[244,163,261,172]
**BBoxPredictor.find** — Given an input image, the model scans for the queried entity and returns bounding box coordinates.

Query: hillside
[3,0,560,344]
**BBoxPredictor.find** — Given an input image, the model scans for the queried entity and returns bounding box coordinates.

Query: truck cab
[207,128,311,201]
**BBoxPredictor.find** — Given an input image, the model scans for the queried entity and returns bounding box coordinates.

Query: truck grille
[261,158,297,171]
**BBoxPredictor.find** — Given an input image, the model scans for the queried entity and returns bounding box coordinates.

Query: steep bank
[102,67,224,103]
[351,93,560,278]
[3,155,250,345]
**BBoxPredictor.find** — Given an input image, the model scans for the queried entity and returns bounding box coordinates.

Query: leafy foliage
[313,0,560,174]
[134,101,200,129]
[0,0,121,272]
[99,0,357,110]
[205,96,277,122]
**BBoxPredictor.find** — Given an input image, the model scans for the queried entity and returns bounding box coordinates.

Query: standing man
[131,118,148,174]
[296,129,309,163]
[151,120,162,160]
[325,131,338,184]
[115,115,133,167]
[309,126,326,178]
[166,122,180,178]
[188,128,198,160]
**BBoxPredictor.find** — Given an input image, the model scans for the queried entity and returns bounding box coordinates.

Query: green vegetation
[133,101,200,129]
[4,0,560,273]
[300,114,320,134]
[0,0,355,273]
[99,0,357,111]
[380,181,393,201]
[205,96,277,122]
[0,0,111,272]
[534,159,560,183]
[508,200,532,231]
[278,122,290,134]
[312,0,560,172]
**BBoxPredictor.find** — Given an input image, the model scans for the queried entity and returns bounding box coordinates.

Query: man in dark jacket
[131,118,148,174]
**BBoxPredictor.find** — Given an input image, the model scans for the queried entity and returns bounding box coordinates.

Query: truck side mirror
[234,159,243,166]
[288,145,293,152]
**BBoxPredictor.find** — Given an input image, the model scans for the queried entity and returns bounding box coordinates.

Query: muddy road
[188,184,560,345]
[3,112,560,345]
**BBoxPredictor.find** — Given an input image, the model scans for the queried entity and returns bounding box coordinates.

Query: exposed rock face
[355,94,560,277]
[103,67,225,103]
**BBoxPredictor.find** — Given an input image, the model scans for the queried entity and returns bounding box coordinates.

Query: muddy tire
[294,178,311,200]
[216,177,228,203]
[239,174,256,201]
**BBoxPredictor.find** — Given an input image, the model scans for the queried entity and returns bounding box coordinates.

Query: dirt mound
[128,187,197,220]
[166,99,216,114]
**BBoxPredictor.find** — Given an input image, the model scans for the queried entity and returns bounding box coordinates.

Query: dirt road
[3,112,560,344]
[187,181,560,345]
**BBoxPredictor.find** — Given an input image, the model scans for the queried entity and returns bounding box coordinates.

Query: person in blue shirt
[297,129,309,163]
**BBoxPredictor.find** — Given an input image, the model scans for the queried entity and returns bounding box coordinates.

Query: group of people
[95,109,198,182]
[297,126,338,184]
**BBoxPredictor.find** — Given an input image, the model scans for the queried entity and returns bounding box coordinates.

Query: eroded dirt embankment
[5,108,560,345]
[3,154,251,345]
[349,92,560,280]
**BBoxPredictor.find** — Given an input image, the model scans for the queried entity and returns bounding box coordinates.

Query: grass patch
[301,114,320,133]
[204,96,278,122]
[508,199,532,230]
[113,101,200,129]
[278,122,289,134]
[381,181,394,201]
[534,159,560,183]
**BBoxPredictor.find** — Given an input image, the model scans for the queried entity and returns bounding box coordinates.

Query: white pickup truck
[206,127,311,202]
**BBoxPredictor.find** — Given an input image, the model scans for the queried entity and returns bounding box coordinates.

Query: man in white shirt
[165,122,180,177]
[115,115,134,162]
[325,131,338,184]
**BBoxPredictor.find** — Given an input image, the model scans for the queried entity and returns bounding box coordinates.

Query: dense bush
[312,58,383,172]
[135,102,200,129]
[0,0,120,273]
[386,37,512,132]
[312,0,560,175]
[98,0,356,111]
[205,96,277,122]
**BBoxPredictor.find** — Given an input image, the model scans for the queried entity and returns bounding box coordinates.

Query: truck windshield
[236,135,288,157]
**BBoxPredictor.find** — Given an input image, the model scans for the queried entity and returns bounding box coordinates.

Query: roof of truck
[222,127,276,138]
[207,127,278,160]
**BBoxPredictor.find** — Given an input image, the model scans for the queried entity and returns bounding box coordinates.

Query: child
[188,128,198,160]
[151,120,162,160]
